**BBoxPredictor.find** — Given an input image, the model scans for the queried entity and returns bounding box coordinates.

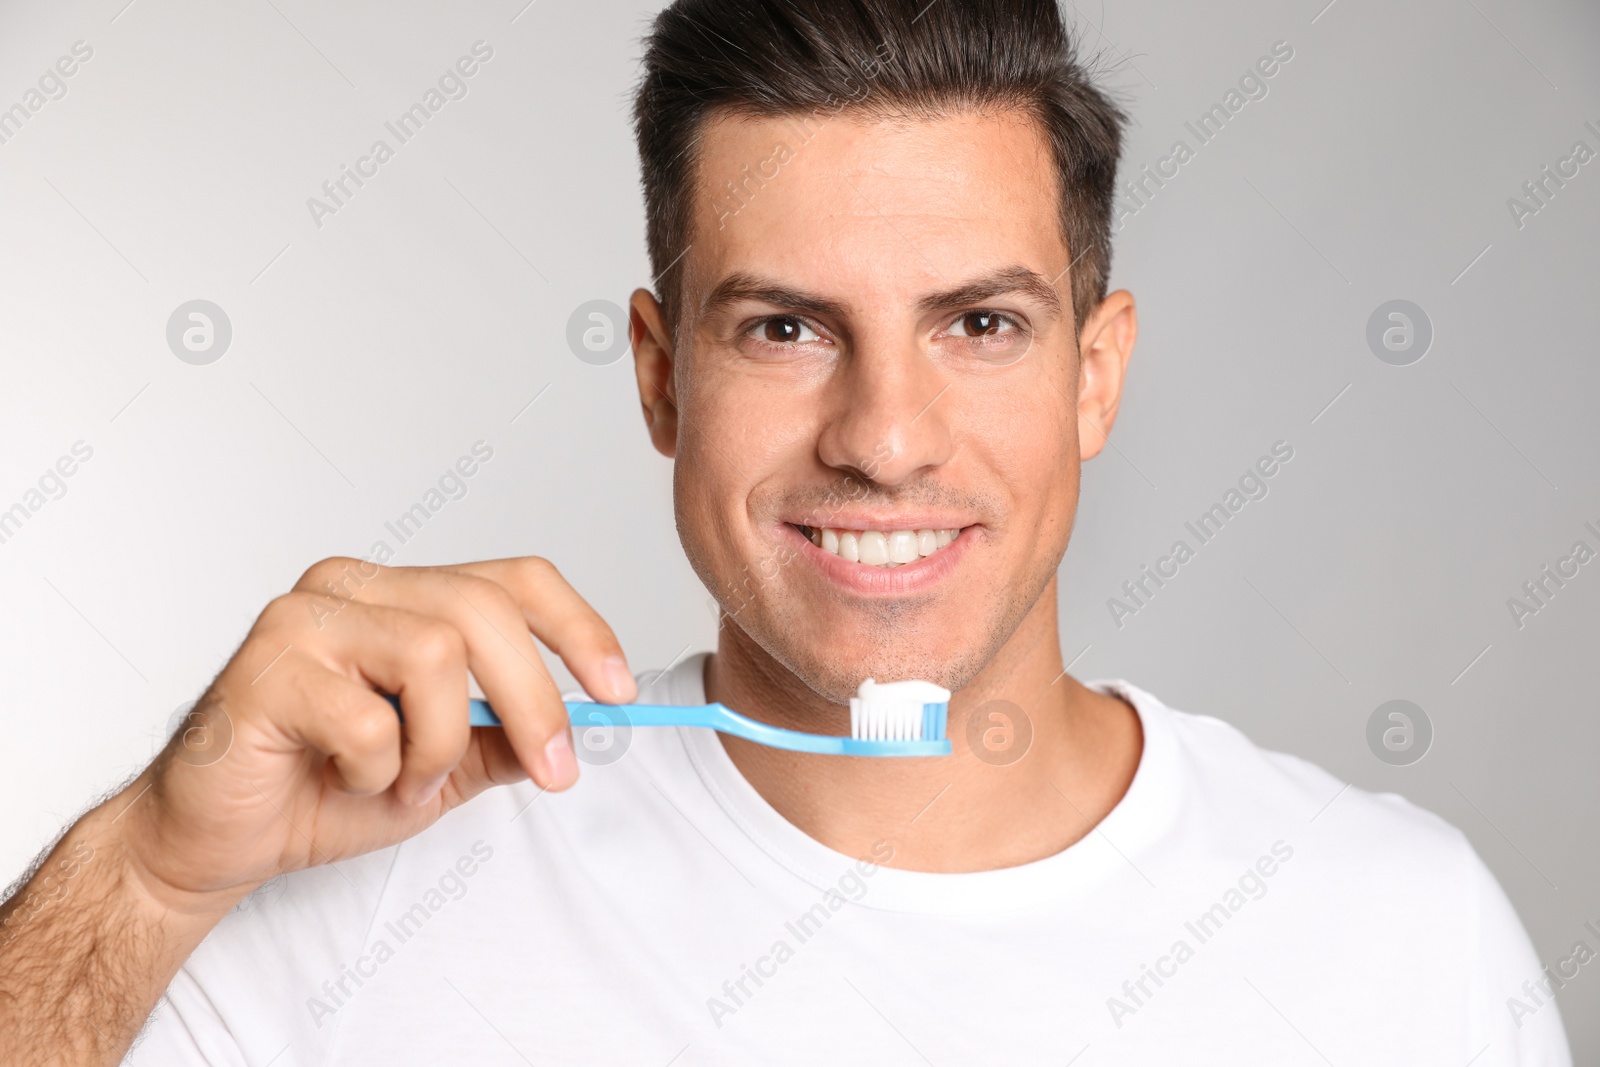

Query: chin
[734,605,1001,704]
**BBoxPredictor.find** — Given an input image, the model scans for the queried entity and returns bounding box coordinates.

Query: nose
[815,336,954,487]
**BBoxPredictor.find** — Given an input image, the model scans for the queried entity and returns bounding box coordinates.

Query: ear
[1075,289,1137,462]
[629,287,679,458]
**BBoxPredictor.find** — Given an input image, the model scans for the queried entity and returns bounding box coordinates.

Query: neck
[703,576,1143,872]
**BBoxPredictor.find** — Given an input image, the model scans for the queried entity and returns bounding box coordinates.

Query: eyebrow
[699,272,851,322]
[917,265,1065,320]
[698,264,1065,323]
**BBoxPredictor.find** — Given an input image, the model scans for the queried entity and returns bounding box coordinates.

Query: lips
[779,518,976,597]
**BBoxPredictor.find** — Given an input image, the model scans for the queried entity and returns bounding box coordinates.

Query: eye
[947,310,1021,338]
[752,316,821,344]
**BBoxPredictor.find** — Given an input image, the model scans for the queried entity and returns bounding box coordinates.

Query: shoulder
[1106,679,1480,886]
[1101,681,1570,1062]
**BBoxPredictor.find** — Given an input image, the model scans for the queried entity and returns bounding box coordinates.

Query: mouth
[791,524,966,569]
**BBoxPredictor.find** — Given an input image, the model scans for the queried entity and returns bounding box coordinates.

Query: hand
[118,555,637,908]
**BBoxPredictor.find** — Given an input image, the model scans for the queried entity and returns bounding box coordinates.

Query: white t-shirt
[124,655,1571,1065]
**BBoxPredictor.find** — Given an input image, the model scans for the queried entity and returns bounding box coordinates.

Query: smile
[795,525,963,569]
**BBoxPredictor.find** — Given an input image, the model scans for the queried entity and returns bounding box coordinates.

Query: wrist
[85,777,251,934]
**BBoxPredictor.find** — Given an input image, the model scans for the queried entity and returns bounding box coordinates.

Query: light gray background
[1,0,1595,1055]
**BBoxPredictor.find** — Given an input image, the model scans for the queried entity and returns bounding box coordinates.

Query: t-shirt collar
[660,652,1183,916]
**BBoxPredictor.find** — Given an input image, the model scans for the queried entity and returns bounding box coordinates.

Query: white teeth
[804,525,964,569]
[858,530,889,566]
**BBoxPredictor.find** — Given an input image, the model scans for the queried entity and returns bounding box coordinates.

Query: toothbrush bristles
[847,678,951,742]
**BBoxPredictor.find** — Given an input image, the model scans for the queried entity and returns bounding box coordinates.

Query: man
[0,0,1571,1063]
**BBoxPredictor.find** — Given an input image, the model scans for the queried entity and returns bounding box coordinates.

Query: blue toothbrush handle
[465,700,721,730]
[384,695,949,757]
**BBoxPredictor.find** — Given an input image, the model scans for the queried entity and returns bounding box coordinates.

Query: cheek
[967,408,1079,574]
[995,432,1074,520]
[962,375,1077,495]
[684,370,820,490]
[674,372,806,548]
[1039,364,1083,472]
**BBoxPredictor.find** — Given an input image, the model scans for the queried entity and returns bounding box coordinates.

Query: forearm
[0,779,238,1067]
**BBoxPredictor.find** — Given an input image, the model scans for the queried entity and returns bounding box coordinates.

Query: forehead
[684,107,1068,315]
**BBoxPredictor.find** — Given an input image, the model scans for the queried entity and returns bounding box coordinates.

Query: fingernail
[603,655,636,702]
[543,731,578,789]
[409,773,447,807]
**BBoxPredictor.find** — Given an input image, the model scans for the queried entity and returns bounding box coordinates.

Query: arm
[0,556,635,1067]
[0,780,238,1064]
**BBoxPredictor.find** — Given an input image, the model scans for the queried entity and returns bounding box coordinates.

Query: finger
[366,724,532,816]
[264,655,403,797]
[296,561,577,792]
[446,557,637,705]
[423,572,577,793]
[440,727,533,813]
[285,594,473,805]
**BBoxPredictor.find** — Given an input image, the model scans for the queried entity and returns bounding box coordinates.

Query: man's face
[631,107,1132,704]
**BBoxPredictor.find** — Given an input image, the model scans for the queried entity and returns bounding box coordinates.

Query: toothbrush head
[848,679,950,752]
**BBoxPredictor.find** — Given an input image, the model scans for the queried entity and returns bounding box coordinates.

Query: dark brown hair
[632,0,1126,335]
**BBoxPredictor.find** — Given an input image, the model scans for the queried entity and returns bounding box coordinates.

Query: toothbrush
[386,678,951,757]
